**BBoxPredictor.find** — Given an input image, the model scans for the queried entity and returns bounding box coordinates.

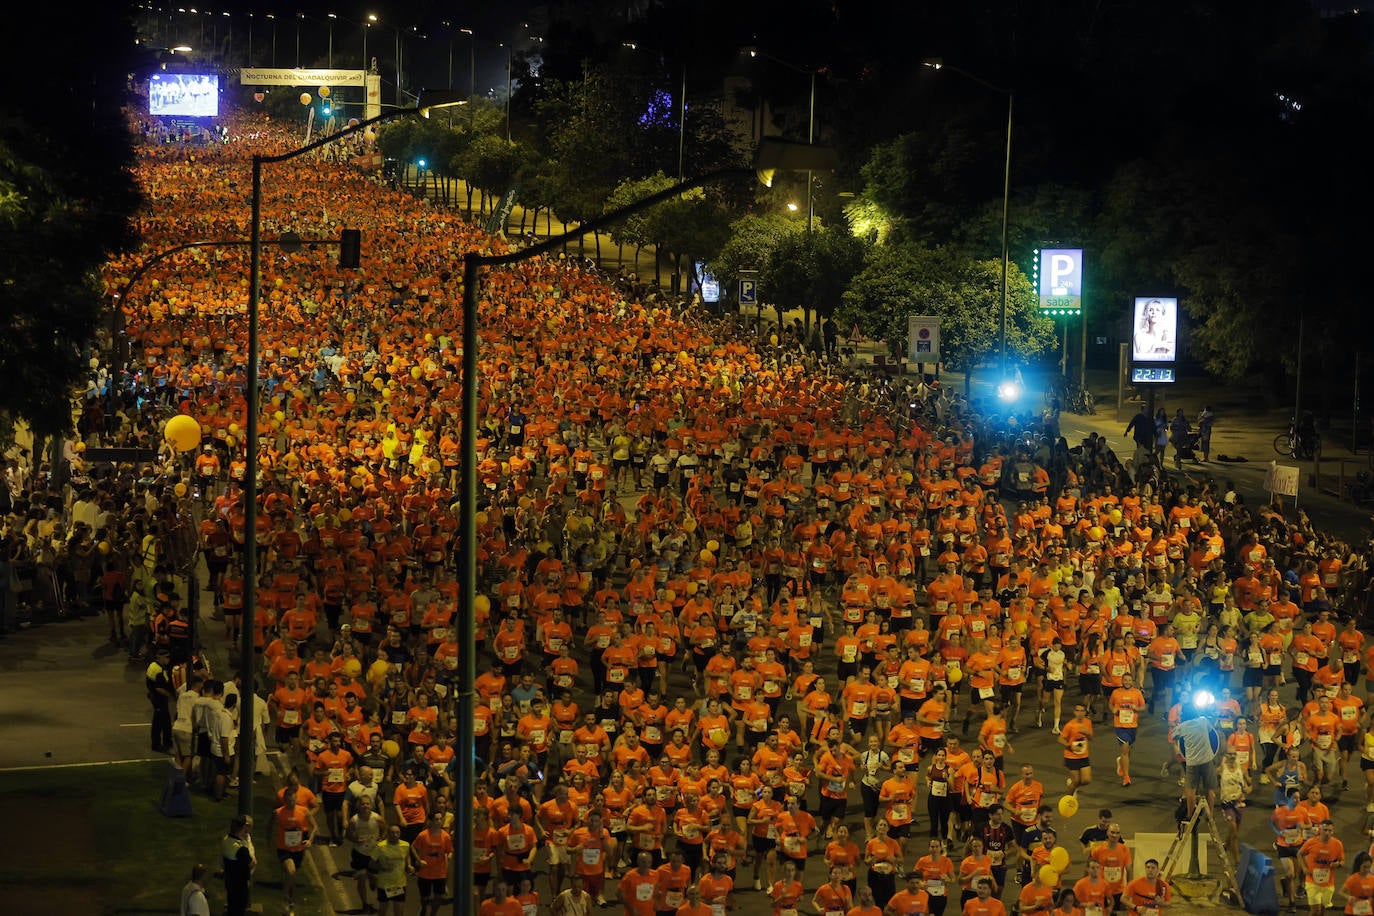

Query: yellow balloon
[173,482,188,498]
[474,595,491,614]
[1057,795,1080,819]
[475,511,489,525]
[343,658,362,678]
[411,366,423,379]
[273,410,285,422]
[318,85,331,98]
[947,665,963,684]
[97,541,111,555]
[700,549,714,562]
[382,739,401,758]
[1108,509,1123,526]
[682,518,697,533]
[1039,866,1060,887]
[1088,526,1105,542]
[706,539,720,553]
[338,508,352,522]
[1050,845,1071,872]
[299,92,312,105]
[164,414,201,452]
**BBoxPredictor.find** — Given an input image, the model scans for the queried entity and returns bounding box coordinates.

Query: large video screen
[1132,297,1178,362]
[149,74,219,117]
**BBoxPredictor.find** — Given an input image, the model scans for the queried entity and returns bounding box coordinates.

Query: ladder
[1160,799,1242,900]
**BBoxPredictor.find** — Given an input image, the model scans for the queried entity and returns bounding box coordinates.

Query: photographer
[1173,695,1222,817]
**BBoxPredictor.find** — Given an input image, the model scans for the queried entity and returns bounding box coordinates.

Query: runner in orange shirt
[1109,672,1146,786]
[412,812,454,916]
[1298,820,1345,916]
[1059,703,1094,794]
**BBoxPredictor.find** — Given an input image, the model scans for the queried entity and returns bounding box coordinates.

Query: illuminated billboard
[1036,248,1083,315]
[149,74,219,117]
[1132,297,1178,362]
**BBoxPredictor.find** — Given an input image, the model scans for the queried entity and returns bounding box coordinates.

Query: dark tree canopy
[1,9,141,438]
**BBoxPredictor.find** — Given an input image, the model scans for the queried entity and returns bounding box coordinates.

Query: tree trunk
[654,248,662,287]
[593,231,602,266]
[465,185,474,220]
[520,208,529,234]
[617,240,624,264]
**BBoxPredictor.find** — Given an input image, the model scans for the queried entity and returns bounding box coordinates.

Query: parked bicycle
[1273,416,1319,460]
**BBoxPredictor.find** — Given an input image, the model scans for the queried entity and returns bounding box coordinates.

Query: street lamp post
[746,49,817,235]
[327,12,336,67]
[461,28,475,99]
[237,91,466,826]
[923,59,1014,386]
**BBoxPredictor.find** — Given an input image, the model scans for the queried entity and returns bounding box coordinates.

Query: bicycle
[1273,422,1318,460]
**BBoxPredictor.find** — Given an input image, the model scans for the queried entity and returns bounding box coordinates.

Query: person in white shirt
[179,863,211,916]
[346,794,386,912]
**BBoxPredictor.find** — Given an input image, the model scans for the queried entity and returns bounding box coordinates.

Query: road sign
[907,316,941,363]
[739,279,757,305]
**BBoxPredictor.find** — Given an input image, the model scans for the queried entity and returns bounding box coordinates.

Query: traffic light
[339,228,361,269]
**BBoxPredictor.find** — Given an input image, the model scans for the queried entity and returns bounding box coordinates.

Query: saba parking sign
[1037,248,1083,315]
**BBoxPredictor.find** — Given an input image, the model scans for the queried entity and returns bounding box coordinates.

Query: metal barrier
[1312,453,1374,501]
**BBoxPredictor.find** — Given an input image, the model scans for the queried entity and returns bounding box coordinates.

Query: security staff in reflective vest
[146,648,174,753]
[221,814,256,916]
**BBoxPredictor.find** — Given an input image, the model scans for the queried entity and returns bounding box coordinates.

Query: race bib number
[926,880,945,896]
[282,709,300,726]
[1007,666,1022,681]
[508,833,527,851]
[1352,901,1371,916]
[1118,709,1136,727]
[978,687,994,700]
[890,803,910,821]
[636,883,655,902]
[1294,652,1309,666]
[930,781,948,797]
[582,847,602,866]
[1104,867,1122,884]
[284,829,303,847]
[1311,868,1330,885]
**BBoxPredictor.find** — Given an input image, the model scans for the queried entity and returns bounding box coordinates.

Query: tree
[712,214,802,309]
[761,226,867,336]
[1,8,140,441]
[838,243,1055,387]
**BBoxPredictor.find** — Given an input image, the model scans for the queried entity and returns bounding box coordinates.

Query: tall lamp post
[745,48,817,235]
[453,136,837,915]
[923,58,1015,389]
[237,90,466,824]
[460,28,475,99]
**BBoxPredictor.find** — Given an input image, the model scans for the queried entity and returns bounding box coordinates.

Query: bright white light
[997,380,1021,401]
[786,202,799,212]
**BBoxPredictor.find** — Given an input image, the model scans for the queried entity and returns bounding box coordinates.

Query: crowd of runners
[13,101,1374,916]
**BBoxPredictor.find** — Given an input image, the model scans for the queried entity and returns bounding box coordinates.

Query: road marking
[0,756,167,773]
[119,722,152,727]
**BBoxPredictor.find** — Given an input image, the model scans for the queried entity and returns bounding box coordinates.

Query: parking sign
[739,279,757,305]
